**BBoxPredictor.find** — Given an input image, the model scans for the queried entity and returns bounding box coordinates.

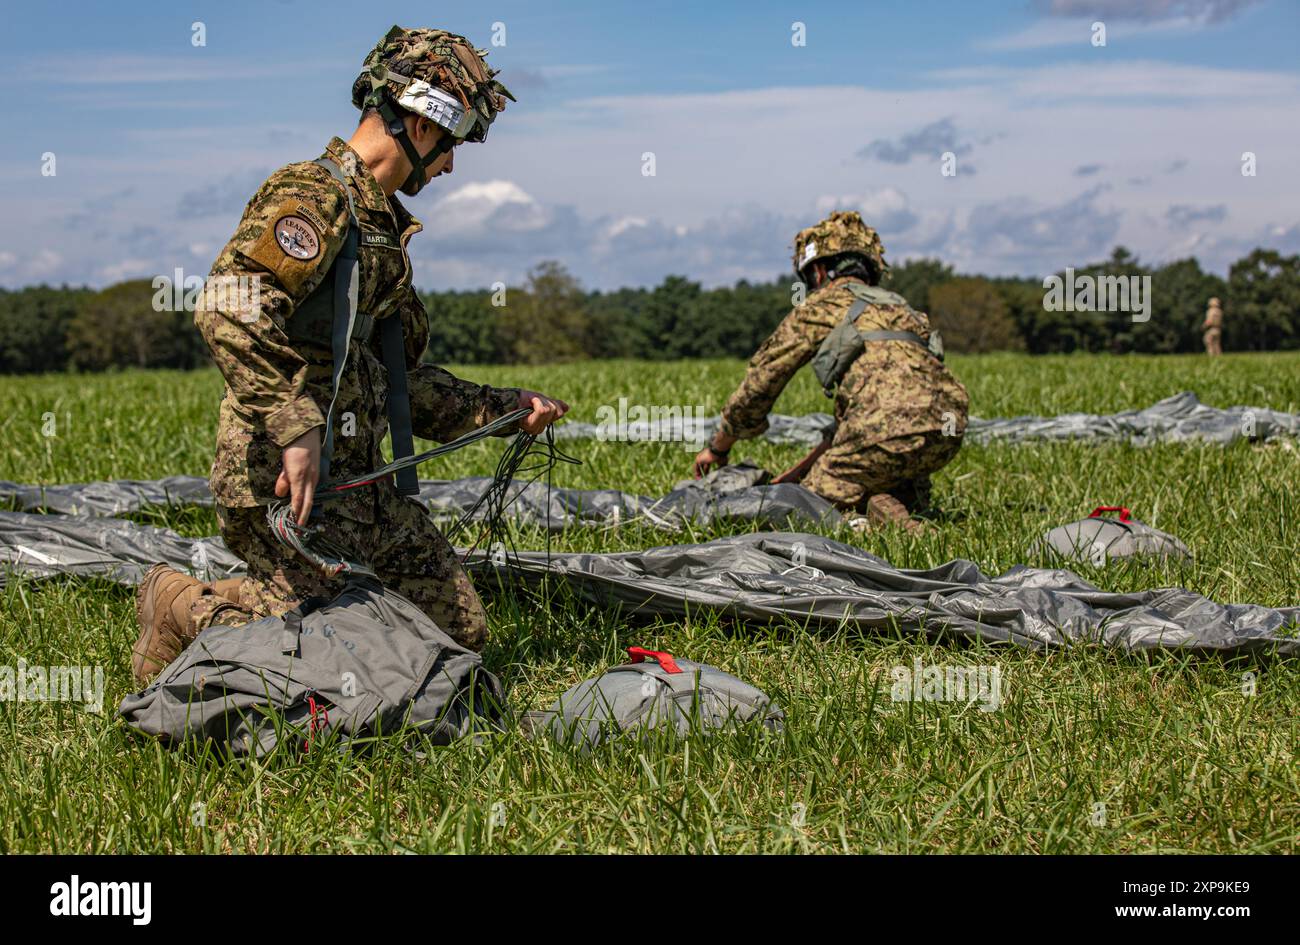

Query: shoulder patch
[245,200,333,297]
[273,215,321,261]
[293,202,329,233]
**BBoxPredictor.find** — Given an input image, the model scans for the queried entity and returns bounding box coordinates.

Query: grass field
[1,352,1298,853]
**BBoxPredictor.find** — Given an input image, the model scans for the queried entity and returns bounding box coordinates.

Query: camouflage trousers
[190,496,489,651]
[803,428,963,513]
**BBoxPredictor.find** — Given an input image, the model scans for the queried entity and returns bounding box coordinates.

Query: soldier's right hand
[692,445,727,479]
[276,427,322,526]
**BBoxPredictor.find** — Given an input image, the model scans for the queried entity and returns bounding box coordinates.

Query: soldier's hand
[518,390,569,435]
[692,445,728,479]
[276,427,322,526]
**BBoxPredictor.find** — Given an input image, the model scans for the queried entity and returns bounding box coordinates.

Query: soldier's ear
[411,115,441,146]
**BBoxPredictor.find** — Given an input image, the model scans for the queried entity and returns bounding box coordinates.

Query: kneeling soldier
[693,211,968,531]
[133,26,568,685]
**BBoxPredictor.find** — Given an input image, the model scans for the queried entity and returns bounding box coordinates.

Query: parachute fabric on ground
[0,475,215,516]
[965,391,1300,446]
[1,514,1295,654]
[549,392,1300,448]
[464,532,1299,656]
[0,471,842,531]
[118,579,507,756]
[0,509,240,588]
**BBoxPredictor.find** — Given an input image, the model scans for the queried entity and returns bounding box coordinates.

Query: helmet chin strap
[378,99,454,195]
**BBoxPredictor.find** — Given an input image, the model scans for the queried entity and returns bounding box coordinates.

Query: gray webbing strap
[613,662,704,697]
[858,329,928,348]
[379,315,419,495]
[310,156,418,496]
[312,157,359,488]
[845,297,867,328]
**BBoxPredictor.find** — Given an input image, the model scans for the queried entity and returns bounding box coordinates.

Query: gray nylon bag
[532,648,784,749]
[1030,508,1191,564]
[811,283,941,396]
[118,579,507,756]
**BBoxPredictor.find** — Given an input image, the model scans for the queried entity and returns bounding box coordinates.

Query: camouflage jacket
[720,277,969,444]
[196,137,520,521]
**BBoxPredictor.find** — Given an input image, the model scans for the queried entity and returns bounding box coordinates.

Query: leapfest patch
[243,200,334,296]
[274,215,321,261]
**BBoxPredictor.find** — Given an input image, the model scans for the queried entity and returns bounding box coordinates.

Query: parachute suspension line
[449,420,581,569]
[266,407,580,579]
[321,407,533,495]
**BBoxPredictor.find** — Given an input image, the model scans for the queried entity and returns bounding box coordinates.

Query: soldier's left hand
[518,390,570,435]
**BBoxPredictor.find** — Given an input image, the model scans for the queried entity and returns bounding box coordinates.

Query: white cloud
[4,60,1297,289]
[96,259,155,282]
[926,61,1300,101]
[605,216,648,239]
[26,249,65,280]
[1037,0,1260,23]
[429,180,549,231]
[816,188,918,234]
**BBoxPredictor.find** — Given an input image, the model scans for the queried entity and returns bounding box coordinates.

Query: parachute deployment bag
[529,646,784,749]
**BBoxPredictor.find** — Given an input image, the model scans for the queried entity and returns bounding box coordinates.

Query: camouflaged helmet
[792,210,888,277]
[351,25,514,144]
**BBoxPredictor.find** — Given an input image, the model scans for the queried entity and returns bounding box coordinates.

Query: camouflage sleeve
[719,291,842,440]
[409,365,521,443]
[195,164,350,448]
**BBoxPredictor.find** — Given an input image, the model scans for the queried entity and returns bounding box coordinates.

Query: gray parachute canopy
[6,509,1286,655]
[463,532,1297,655]
[549,391,1300,448]
[0,464,840,533]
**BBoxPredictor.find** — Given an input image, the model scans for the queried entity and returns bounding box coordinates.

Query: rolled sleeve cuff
[719,412,768,441]
[266,395,326,448]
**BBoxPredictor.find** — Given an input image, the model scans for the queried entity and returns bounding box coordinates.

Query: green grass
[1,352,1297,853]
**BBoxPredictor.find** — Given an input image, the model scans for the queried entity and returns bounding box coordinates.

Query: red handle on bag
[626,646,683,674]
[1088,506,1132,522]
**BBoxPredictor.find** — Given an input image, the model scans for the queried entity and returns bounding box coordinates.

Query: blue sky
[1,0,1297,290]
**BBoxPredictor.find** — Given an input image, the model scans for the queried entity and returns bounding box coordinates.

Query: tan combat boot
[132,565,212,686]
[865,493,926,535]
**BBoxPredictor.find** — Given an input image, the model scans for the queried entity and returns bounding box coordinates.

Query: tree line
[1,246,1296,374]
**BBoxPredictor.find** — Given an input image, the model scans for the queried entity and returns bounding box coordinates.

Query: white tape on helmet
[395,79,475,139]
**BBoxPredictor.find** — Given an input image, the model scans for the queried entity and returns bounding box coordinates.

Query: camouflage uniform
[1203,297,1223,356]
[720,212,969,513]
[192,136,519,650]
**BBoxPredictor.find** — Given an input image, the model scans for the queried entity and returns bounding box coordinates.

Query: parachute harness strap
[369,66,458,196]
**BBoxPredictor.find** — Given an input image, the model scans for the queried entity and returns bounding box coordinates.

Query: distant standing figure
[1203,297,1223,356]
